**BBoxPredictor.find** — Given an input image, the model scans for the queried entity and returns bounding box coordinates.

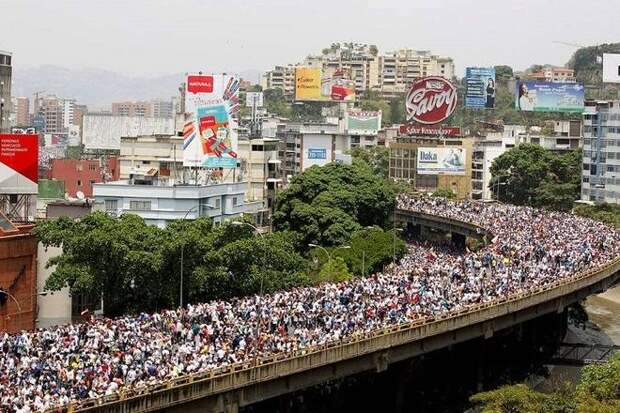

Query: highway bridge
[61,208,620,413]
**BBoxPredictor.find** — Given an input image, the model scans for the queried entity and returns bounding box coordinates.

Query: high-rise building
[261,44,454,100]
[379,49,455,96]
[72,104,88,128]
[111,101,153,117]
[581,100,620,204]
[12,97,30,126]
[34,95,75,134]
[0,50,12,133]
[152,99,174,118]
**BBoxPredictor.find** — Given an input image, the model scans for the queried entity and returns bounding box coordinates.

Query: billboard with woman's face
[515,81,584,113]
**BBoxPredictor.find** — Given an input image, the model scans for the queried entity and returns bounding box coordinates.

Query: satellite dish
[76,191,85,200]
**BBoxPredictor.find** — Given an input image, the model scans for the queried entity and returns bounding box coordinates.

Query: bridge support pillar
[374,351,390,372]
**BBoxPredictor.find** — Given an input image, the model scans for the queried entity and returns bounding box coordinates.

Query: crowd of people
[1,196,618,412]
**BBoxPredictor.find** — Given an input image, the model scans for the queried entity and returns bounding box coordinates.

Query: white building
[119,134,184,181]
[515,120,582,153]
[237,138,283,209]
[94,178,262,228]
[581,100,620,204]
[471,126,521,200]
[276,119,378,182]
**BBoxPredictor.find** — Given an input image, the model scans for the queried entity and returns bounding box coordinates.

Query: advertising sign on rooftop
[515,81,584,113]
[603,53,620,83]
[184,74,240,168]
[345,111,382,135]
[245,92,264,108]
[399,124,461,137]
[417,147,466,176]
[406,77,458,124]
[0,133,39,194]
[465,67,496,109]
[295,67,355,102]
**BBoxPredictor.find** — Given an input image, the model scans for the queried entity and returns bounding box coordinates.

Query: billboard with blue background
[465,67,496,109]
[515,81,584,113]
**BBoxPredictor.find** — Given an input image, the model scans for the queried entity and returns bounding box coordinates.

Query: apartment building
[262,44,454,99]
[581,100,620,204]
[119,134,184,182]
[0,50,12,132]
[515,120,582,153]
[237,138,283,208]
[261,65,297,99]
[49,158,120,198]
[471,126,521,200]
[34,95,74,134]
[276,119,377,182]
[111,101,153,117]
[529,66,576,83]
[12,96,29,126]
[379,50,455,96]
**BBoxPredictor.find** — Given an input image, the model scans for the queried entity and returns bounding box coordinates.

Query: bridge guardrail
[56,210,620,412]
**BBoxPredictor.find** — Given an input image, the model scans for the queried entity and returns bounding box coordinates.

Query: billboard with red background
[405,76,458,124]
[0,134,39,194]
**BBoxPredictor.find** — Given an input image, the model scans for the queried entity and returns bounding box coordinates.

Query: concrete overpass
[63,209,620,413]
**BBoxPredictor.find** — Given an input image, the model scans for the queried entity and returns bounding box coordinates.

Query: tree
[431,188,456,199]
[317,256,352,283]
[263,88,292,117]
[349,146,389,179]
[576,353,620,412]
[338,228,407,276]
[574,203,620,229]
[273,162,395,249]
[489,145,581,210]
[494,65,514,82]
[470,384,549,413]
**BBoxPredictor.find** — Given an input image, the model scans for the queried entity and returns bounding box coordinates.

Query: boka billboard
[515,81,584,113]
[406,77,458,124]
[417,147,466,176]
[184,74,240,168]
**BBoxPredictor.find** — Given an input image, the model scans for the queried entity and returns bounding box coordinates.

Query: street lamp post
[308,244,350,280]
[231,221,265,348]
[179,206,198,309]
[392,228,404,265]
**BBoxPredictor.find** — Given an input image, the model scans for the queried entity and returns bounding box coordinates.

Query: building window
[89,164,97,171]
[232,197,239,206]
[215,198,221,209]
[77,180,82,187]
[105,199,118,211]
[130,200,151,211]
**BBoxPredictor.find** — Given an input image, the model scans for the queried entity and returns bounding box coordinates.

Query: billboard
[399,124,461,137]
[406,77,458,124]
[603,53,620,83]
[0,134,39,194]
[465,67,496,109]
[295,67,355,102]
[83,114,174,150]
[346,111,382,135]
[245,92,264,108]
[184,74,240,168]
[417,147,466,176]
[515,81,584,113]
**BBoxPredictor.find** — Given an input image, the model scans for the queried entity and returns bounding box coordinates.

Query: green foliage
[470,384,548,413]
[338,227,407,276]
[273,161,395,249]
[349,146,389,179]
[431,188,456,199]
[263,88,292,118]
[34,213,309,316]
[494,65,514,83]
[317,256,352,283]
[573,203,620,229]
[490,144,581,210]
[567,43,620,100]
[470,354,620,413]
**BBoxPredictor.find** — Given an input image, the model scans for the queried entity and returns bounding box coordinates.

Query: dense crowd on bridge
[1,196,619,412]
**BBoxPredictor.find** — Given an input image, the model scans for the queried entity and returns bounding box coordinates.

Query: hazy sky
[2,0,619,77]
